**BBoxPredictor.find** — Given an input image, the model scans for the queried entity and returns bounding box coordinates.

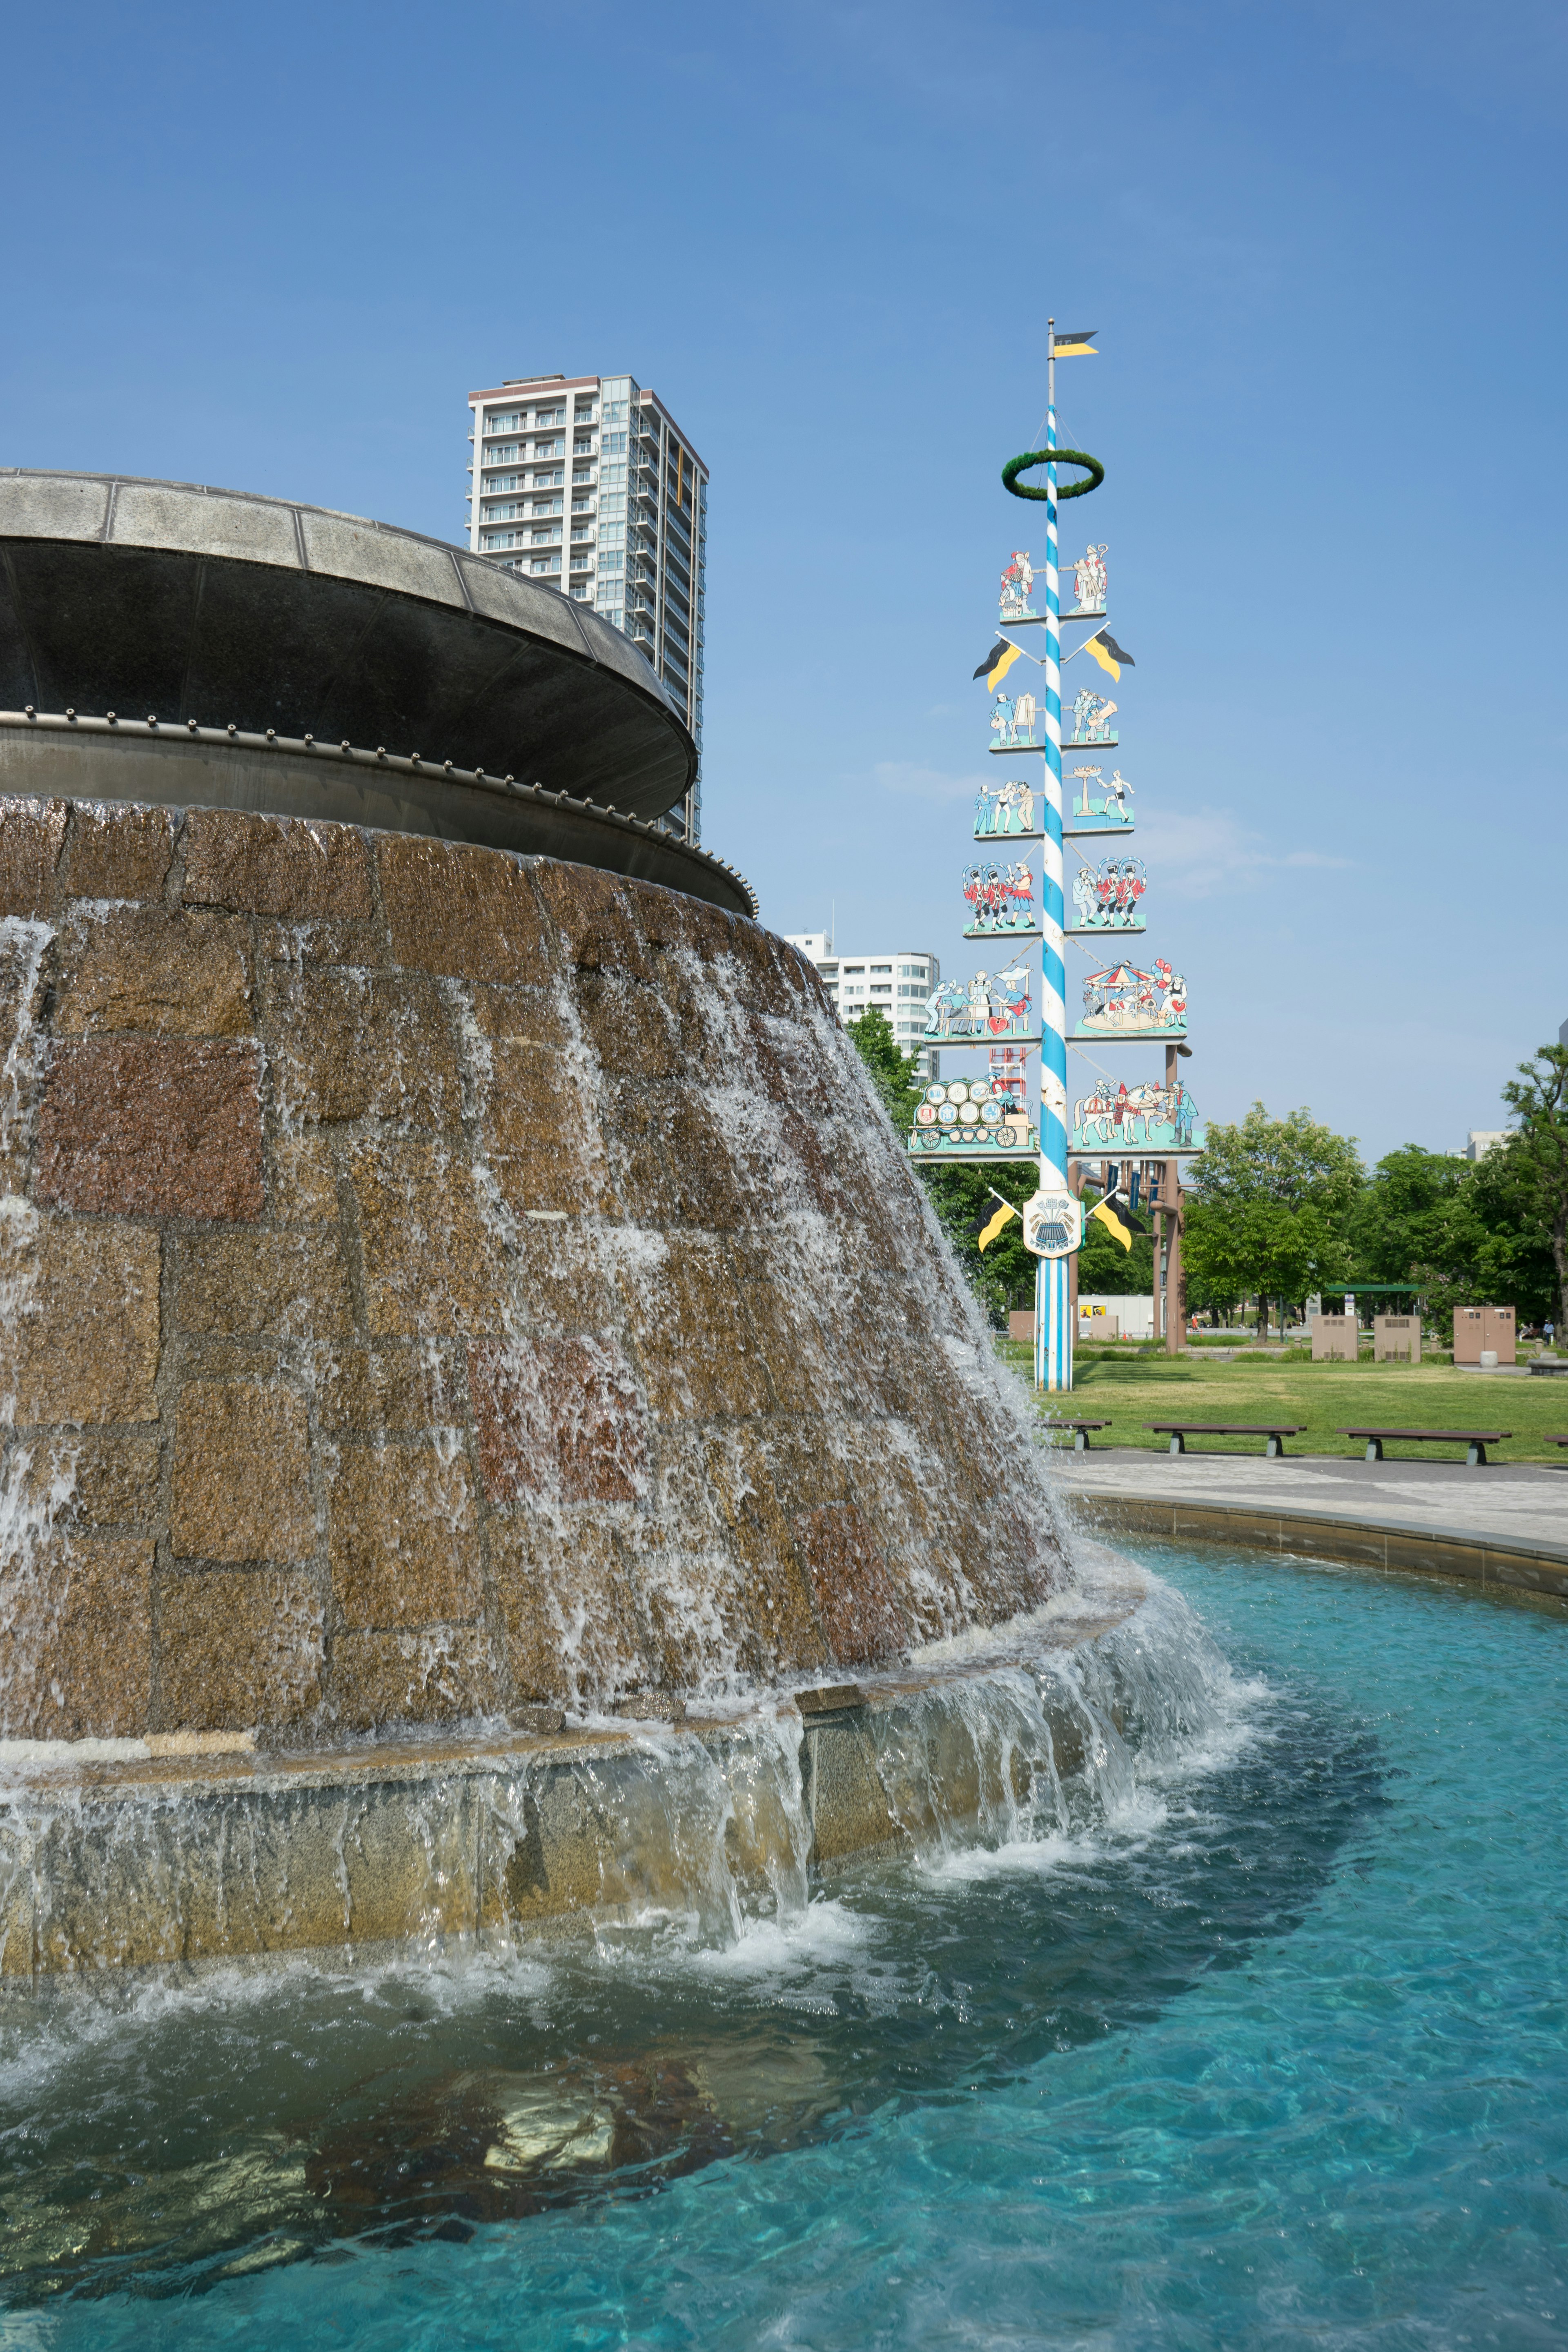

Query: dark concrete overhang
[0,472,697,820]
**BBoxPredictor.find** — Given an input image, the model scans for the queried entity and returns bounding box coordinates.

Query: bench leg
[1468,1441,1486,1466]
[1364,1439,1383,1463]
[1074,1428,1089,1452]
[1266,1434,1285,1458]
[1168,1433,1185,1456]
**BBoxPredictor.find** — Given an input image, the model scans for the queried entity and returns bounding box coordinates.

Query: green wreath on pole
[1002,448,1105,501]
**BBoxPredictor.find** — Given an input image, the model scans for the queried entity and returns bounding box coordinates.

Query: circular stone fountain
[0,472,1126,1973]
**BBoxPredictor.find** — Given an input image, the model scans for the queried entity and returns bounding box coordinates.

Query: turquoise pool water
[2,1546,1565,2348]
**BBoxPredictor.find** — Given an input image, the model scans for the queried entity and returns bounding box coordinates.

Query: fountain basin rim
[0,1576,1148,1800]
[1074,1490,1568,1601]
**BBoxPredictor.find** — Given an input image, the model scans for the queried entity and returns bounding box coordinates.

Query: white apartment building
[466,370,707,844]
[785,935,942,1080]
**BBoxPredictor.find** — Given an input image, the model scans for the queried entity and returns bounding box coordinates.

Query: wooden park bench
[1049,1419,1112,1452]
[1337,1426,1512,1466]
[1146,1422,1304,1459]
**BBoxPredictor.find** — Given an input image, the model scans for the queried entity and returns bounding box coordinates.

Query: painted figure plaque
[963,860,1039,938]
[910,1078,1039,1162]
[1068,958,1187,1042]
[923,964,1040,1044]
[1071,1076,1205,1153]
[974,779,1042,839]
[1068,854,1147,934]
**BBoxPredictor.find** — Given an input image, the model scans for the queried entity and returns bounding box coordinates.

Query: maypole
[1034,324,1072,1392]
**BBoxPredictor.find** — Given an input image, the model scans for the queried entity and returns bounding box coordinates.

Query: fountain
[0,470,1163,1976]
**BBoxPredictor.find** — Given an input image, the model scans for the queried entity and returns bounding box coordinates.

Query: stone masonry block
[170,1382,315,1563]
[572,969,680,1080]
[379,836,548,984]
[60,803,177,901]
[532,861,655,985]
[50,906,252,1037]
[268,1134,340,1223]
[347,1138,504,1336]
[181,809,373,919]
[176,1228,354,1340]
[479,1039,614,1218]
[312,1343,463,1435]
[603,1083,746,1232]
[489,1515,649,1705]
[156,1568,325,1731]
[265,968,462,1129]
[615,1236,771,1420]
[0,1534,154,1740]
[468,1335,647,1505]
[327,1446,482,1628]
[328,1625,503,1731]
[468,981,568,1050]
[0,799,67,917]
[793,1503,908,1668]
[4,1219,161,1425]
[36,1039,264,1221]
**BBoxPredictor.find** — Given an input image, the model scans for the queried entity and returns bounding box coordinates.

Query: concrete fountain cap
[0,471,749,911]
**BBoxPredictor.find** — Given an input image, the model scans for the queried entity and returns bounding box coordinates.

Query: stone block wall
[0,797,1062,1744]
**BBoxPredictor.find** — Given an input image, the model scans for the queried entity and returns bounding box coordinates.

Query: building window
[871,985,892,996]
[484,410,524,434]
[531,555,561,574]
[871,963,893,973]
[533,406,564,426]
[573,437,595,455]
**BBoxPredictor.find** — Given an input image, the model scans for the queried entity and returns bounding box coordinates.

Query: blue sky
[3,0,1564,1160]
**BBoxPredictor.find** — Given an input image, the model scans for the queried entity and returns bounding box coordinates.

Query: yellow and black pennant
[1053,329,1098,357]
[973,1192,1020,1252]
[1082,629,1136,682]
[1088,1197,1134,1252]
[972,639,1025,689]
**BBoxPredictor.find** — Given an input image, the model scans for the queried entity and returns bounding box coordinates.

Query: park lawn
[994,1341,1568,1467]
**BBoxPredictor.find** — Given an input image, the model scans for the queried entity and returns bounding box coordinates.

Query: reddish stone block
[36,1039,264,1220]
[469,1334,647,1503]
[0,797,67,916]
[181,809,373,918]
[793,1503,908,1668]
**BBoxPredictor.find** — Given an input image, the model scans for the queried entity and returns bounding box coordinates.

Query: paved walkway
[1052,1447,1568,1557]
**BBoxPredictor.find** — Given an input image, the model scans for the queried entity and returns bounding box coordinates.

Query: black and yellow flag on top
[1053,329,1098,357]
[973,1193,1019,1253]
[972,639,1025,689]
[1082,630,1136,682]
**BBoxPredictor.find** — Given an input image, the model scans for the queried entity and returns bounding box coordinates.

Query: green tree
[844,1007,925,1134]
[1498,1042,1568,1332]
[1185,1103,1362,1335]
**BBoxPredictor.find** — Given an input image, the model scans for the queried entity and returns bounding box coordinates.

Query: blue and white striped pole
[1033,321,1074,1394]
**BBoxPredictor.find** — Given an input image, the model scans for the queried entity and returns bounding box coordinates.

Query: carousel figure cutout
[1069,957,1187,1042]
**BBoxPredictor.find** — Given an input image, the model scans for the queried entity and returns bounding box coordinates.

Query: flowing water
[0,1544,1564,2348]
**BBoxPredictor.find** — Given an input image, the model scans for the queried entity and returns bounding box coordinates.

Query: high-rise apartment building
[785,935,942,1080]
[466,370,707,843]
